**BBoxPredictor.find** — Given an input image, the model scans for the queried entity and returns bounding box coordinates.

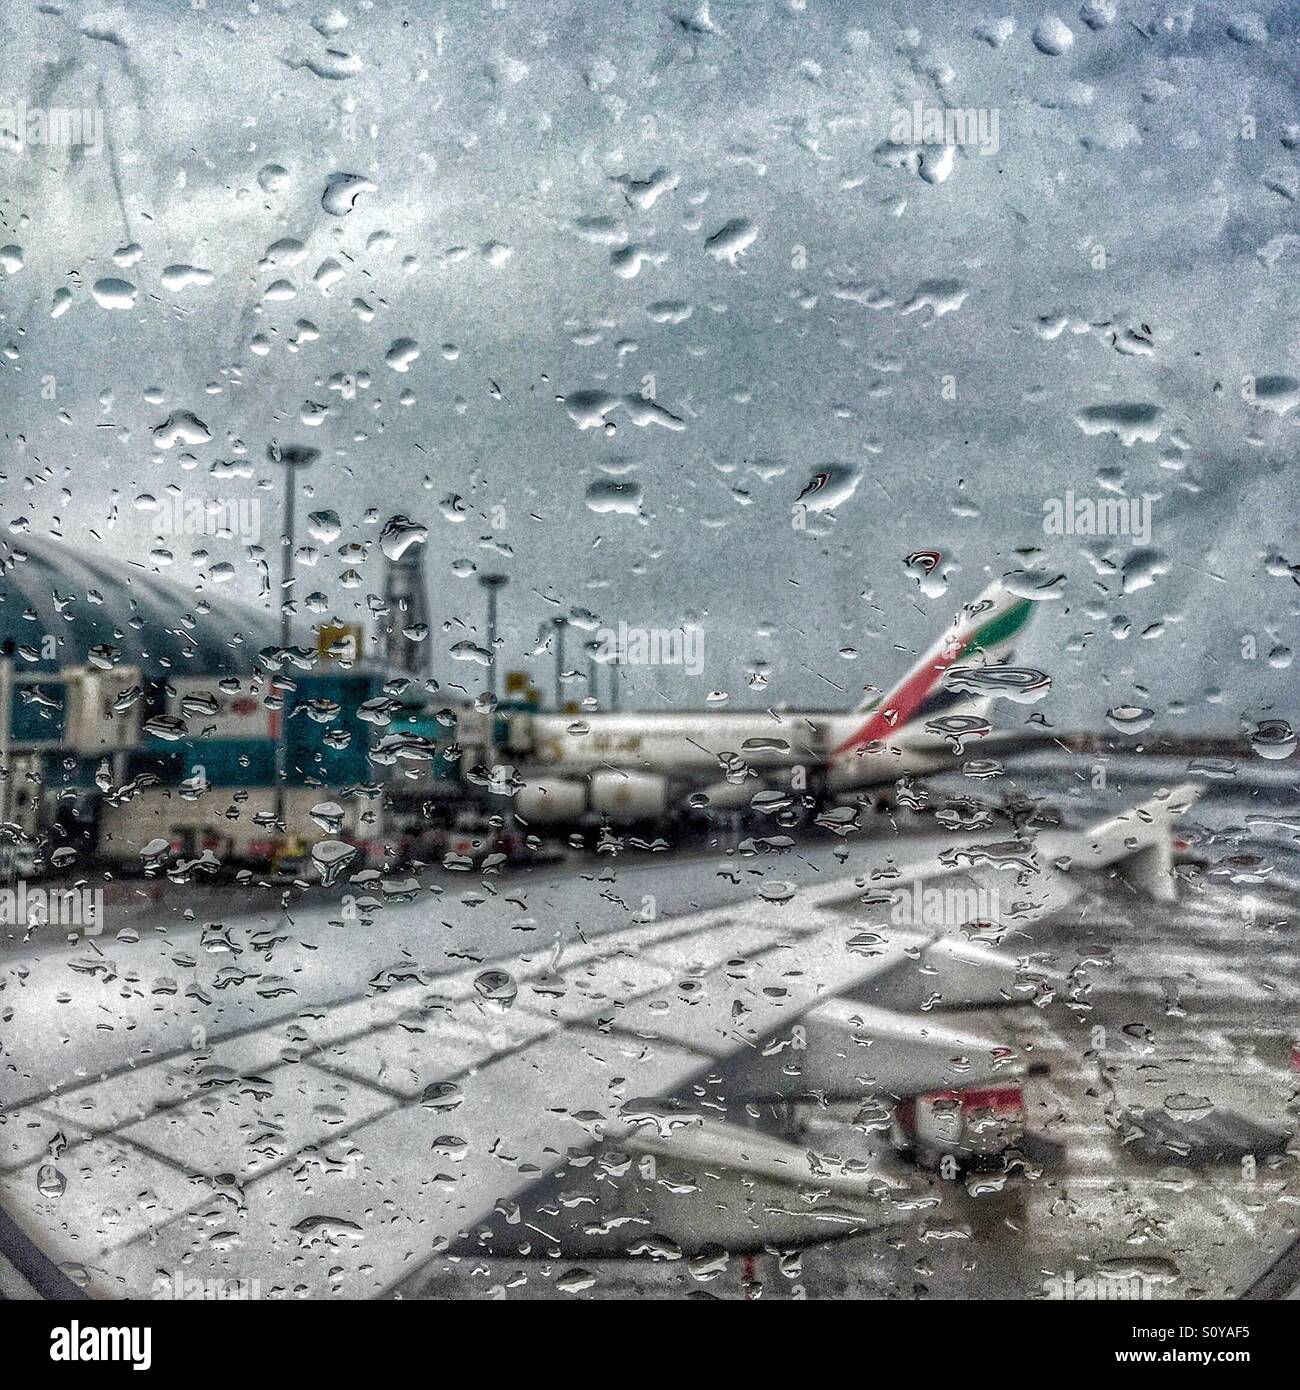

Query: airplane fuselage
[510,709,956,797]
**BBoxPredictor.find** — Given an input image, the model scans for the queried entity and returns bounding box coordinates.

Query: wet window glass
[0,0,1296,1305]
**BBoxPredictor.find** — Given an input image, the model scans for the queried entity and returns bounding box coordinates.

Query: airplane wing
[0,785,1203,1298]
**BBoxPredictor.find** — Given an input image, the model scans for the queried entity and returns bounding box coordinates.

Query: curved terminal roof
[0,537,281,677]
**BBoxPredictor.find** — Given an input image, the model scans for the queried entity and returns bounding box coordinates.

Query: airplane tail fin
[835,580,1036,761]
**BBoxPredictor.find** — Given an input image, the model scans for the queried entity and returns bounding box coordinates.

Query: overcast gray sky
[2,0,1299,735]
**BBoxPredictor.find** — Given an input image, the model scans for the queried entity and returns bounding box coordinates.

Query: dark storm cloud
[1,0,1298,733]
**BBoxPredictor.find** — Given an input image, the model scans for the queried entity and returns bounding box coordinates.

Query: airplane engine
[514,777,589,824]
[696,779,754,811]
[589,769,670,825]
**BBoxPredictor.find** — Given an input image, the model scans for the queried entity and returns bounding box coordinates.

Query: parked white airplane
[505,580,1038,827]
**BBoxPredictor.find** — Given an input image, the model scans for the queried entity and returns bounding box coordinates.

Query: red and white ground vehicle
[892,1084,1028,1168]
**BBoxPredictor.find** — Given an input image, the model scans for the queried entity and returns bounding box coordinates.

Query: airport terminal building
[0,537,456,874]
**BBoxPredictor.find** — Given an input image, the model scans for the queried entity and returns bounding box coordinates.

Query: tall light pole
[553,615,567,712]
[586,644,599,710]
[478,573,509,700]
[268,442,319,830]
